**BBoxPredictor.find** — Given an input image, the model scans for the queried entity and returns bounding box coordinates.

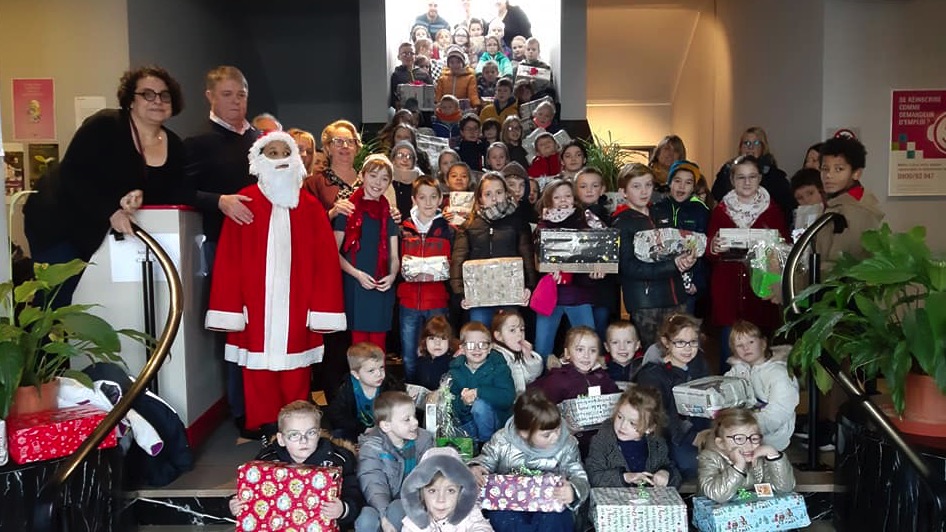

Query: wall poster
[890,89,946,196]
[12,78,56,140]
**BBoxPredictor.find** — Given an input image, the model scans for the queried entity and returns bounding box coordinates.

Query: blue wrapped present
[692,492,811,532]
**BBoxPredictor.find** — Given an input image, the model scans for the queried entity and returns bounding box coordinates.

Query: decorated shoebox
[462,258,525,308]
[479,473,565,512]
[692,492,811,532]
[633,228,707,262]
[717,228,781,249]
[591,487,687,532]
[6,405,118,464]
[559,393,622,431]
[235,461,342,532]
[537,229,620,273]
[401,255,449,282]
[515,64,553,92]
[672,376,755,418]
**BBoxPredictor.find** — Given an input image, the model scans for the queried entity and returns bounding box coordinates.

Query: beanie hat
[445,45,468,66]
[501,161,528,181]
[668,159,703,183]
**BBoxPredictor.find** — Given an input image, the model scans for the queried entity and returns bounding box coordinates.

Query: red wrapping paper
[235,460,342,531]
[6,404,117,464]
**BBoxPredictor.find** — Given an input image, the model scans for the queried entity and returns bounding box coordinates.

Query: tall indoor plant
[579,132,627,191]
[780,224,946,416]
[0,259,149,419]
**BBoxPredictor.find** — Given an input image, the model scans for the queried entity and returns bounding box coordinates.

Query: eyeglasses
[400,51,415,56]
[395,152,414,159]
[670,340,700,349]
[283,429,319,443]
[726,434,763,445]
[734,174,762,182]
[135,89,172,104]
[462,341,490,350]
[330,137,358,148]
[741,140,762,148]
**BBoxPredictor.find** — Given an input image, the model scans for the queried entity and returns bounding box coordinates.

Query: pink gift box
[479,473,566,512]
[235,460,342,531]
[6,405,117,464]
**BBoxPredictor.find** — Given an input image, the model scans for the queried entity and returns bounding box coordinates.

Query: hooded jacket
[634,356,711,445]
[435,67,481,109]
[585,419,681,489]
[697,437,795,503]
[358,426,435,515]
[449,352,517,424]
[724,346,799,451]
[814,185,884,274]
[528,363,620,405]
[399,215,455,311]
[469,417,590,509]
[612,206,685,312]
[401,447,493,532]
[491,343,543,394]
[450,207,538,296]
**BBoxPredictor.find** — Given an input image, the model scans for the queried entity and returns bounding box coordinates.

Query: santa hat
[247,130,302,169]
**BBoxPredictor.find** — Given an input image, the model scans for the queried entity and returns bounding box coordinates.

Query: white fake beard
[253,156,307,209]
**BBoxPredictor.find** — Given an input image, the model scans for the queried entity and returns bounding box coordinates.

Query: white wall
[670,5,719,173]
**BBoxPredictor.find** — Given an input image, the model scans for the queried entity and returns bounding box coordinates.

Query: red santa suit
[205,132,346,430]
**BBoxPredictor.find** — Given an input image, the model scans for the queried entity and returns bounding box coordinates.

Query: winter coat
[697,438,795,503]
[712,153,796,228]
[435,67,481,108]
[725,346,799,451]
[705,200,789,329]
[492,343,543,394]
[325,375,406,443]
[450,209,538,296]
[535,211,596,306]
[399,216,455,311]
[612,206,685,312]
[476,52,513,78]
[634,358,711,446]
[585,420,681,489]
[416,353,454,392]
[606,359,641,383]
[456,139,487,171]
[476,74,498,100]
[357,426,435,514]
[449,352,517,424]
[401,447,494,532]
[651,195,711,293]
[529,363,620,405]
[470,418,590,509]
[814,185,884,274]
[505,143,529,168]
[257,437,364,528]
[390,65,434,108]
[528,153,562,178]
[480,98,520,125]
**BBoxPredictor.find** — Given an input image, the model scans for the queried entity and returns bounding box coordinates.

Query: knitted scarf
[479,197,517,222]
[342,187,390,278]
[722,187,770,229]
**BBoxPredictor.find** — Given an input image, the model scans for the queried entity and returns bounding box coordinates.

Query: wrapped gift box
[692,493,811,532]
[6,405,118,464]
[401,255,449,282]
[462,258,525,308]
[538,228,620,273]
[397,83,436,111]
[235,461,341,531]
[518,95,555,121]
[436,436,474,461]
[479,473,565,512]
[633,228,707,263]
[446,191,475,225]
[717,228,781,249]
[515,64,553,92]
[559,393,622,430]
[591,487,687,532]
[672,376,755,418]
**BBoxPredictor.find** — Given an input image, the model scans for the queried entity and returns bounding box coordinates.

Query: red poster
[890,89,946,196]
[12,78,56,141]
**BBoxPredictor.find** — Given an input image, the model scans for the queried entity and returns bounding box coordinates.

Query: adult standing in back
[493,1,532,48]
[414,2,450,36]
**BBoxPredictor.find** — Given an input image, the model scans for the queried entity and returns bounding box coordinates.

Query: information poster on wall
[890,89,946,196]
[12,78,56,140]
[27,143,59,189]
[3,143,26,196]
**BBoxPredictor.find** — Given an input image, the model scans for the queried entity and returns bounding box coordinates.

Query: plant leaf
[13,280,48,304]
[58,313,121,352]
[61,369,94,388]
[33,259,87,287]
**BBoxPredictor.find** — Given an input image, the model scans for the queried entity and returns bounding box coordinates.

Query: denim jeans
[399,306,447,382]
[670,439,700,481]
[468,306,510,328]
[460,398,500,443]
[534,304,595,360]
[592,305,611,348]
[355,500,406,532]
[486,508,575,532]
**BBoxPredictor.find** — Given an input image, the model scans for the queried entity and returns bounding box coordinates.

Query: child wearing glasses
[388,141,424,222]
[697,408,795,503]
[723,320,798,452]
[448,322,516,444]
[634,313,711,480]
[229,401,365,528]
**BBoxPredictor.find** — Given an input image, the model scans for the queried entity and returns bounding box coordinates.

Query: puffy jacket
[634,357,711,445]
[492,343,542,394]
[724,346,799,451]
[814,185,884,273]
[612,206,685,312]
[712,153,796,228]
[357,426,435,515]
[480,98,520,124]
[585,419,681,488]
[449,352,517,424]
[697,439,795,503]
[398,216,455,310]
[435,67,481,108]
[401,447,493,532]
[529,363,619,405]
[450,209,538,296]
[470,417,590,509]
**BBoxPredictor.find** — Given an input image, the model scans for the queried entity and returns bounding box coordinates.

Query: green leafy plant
[354,133,383,173]
[779,224,946,414]
[579,132,628,191]
[0,259,150,419]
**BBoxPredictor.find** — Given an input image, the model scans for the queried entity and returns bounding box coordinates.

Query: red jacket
[397,216,455,310]
[706,201,789,329]
[528,153,561,178]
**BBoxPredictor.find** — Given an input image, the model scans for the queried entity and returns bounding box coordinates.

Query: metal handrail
[783,212,946,525]
[32,223,184,531]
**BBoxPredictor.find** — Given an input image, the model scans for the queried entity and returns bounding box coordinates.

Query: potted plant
[0,258,149,420]
[579,132,627,192]
[780,224,946,421]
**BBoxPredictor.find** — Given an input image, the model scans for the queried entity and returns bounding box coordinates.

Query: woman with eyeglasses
[304,119,363,220]
[706,155,790,371]
[711,126,795,227]
[634,313,711,480]
[24,65,192,308]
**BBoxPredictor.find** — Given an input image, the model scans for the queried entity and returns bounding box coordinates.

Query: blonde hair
[711,408,761,439]
[613,386,664,435]
[606,320,639,342]
[287,128,316,174]
[360,154,394,181]
[563,326,598,360]
[374,391,414,425]
[459,321,490,341]
[320,119,361,156]
[728,320,772,359]
[347,342,385,371]
[205,65,247,91]
[277,400,323,432]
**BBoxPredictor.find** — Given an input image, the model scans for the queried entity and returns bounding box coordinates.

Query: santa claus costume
[205,131,346,431]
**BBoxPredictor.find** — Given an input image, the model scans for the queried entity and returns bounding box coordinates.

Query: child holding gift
[326,343,406,444]
[697,408,795,503]
[604,320,642,383]
[400,447,493,532]
[435,46,481,110]
[490,310,543,394]
[449,321,517,444]
[724,320,798,452]
[442,162,474,226]
[528,131,561,178]
[415,316,458,392]
[358,391,435,532]
[229,401,365,529]
[575,167,620,339]
[586,386,681,489]
[469,388,589,532]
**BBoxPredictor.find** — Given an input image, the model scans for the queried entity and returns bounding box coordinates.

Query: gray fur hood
[401,447,480,528]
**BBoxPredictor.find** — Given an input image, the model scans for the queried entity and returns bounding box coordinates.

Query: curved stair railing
[31,223,184,531]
